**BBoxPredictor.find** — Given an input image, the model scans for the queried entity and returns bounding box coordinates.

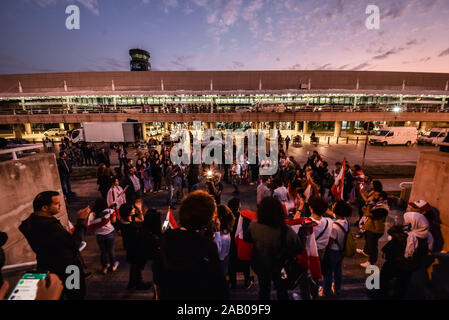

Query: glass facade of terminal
[0,93,447,115]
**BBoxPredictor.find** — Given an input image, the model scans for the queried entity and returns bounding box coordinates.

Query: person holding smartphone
[19,191,90,300]
[1,273,64,301]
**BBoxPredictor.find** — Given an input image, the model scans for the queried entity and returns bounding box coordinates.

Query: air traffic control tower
[129,48,151,71]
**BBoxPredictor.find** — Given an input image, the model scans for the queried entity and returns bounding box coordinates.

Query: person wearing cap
[408,200,444,253]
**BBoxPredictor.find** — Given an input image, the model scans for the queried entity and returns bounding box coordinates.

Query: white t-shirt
[257,183,272,204]
[107,186,126,209]
[87,209,115,236]
[232,164,241,176]
[310,217,334,250]
[214,232,231,261]
[129,174,141,192]
[273,186,288,202]
[329,219,349,251]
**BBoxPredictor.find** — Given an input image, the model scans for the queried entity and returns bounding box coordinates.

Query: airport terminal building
[0,70,449,137]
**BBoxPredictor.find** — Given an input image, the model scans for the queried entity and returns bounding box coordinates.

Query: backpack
[334,222,356,257]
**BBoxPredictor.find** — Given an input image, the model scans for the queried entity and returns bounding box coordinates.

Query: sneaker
[112,261,119,272]
[318,286,324,297]
[360,261,371,268]
[356,248,369,257]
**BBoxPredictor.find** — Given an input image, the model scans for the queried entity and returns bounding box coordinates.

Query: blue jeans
[323,249,344,294]
[96,231,116,268]
[60,175,72,195]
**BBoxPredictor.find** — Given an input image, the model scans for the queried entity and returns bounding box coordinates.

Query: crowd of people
[0,140,445,301]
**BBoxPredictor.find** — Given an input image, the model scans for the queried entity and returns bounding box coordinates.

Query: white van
[418,128,449,145]
[369,127,417,146]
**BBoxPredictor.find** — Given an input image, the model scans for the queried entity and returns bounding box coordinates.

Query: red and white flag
[331,158,346,201]
[285,218,322,280]
[68,220,75,234]
[164,207,178,230]
[235,210,257,261]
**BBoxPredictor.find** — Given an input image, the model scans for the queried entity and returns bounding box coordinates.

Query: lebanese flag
[331,158,346,201]
[87,212,116,232]
[235,210,257,261]
[164,207,178,229]
[285,217,322,280]
[68,220,75,234]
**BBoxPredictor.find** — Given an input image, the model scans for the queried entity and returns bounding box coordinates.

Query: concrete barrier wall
[0,153,68,267]
[410,151,449,251]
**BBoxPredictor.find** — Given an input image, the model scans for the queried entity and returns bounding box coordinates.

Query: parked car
[418,128,449,145]
[44,128,66,137]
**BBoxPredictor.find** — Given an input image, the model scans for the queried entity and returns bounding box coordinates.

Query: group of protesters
[1,139,444,301]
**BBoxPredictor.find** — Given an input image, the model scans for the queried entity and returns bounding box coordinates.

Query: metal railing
[0,144,42,160]
[0,103,447,115]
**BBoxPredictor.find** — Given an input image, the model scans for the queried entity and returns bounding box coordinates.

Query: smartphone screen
[8,272,47,300]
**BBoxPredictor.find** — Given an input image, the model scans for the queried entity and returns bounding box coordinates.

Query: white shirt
[311,217,334,250]
[232,164,241,176]
[87,209,115,236]
[273,186,288,202]
[214,232,231,261]
[129,174,141,192]
[257,183,272,204]
[107,186,126,209]
[329,219,349,251]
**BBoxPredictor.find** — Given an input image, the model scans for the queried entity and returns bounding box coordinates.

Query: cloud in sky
[438,48,449,57]
[32,0,100,15]
[2,0,449,73]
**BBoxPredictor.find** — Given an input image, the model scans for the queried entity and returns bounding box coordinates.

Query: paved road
[285,142,435,166]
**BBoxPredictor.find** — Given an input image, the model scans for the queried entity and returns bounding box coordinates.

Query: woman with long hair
[97,163,113,199]
[87,198,119,275]
[248,197,304,300]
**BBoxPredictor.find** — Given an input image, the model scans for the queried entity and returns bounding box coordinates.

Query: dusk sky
[1,0,449,74]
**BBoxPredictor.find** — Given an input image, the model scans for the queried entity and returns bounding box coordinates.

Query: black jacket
[152,228,229,300]
[118,220,147,264]
[97,152,110,167]
[19,213,86,278]
[57,158,72,178]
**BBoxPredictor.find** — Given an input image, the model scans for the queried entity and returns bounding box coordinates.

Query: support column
[420,122,433,132]
[142,122,147,139]
[295,121,300,133]
[59,123,65,130]
[68,123,75,131]
[303,121,308,134]
[348,121,355,134]
[164,122,169,130]
[24,123,32,135]
[334,121,342,137]
[209,122,215,129]
[13,124,24,139]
